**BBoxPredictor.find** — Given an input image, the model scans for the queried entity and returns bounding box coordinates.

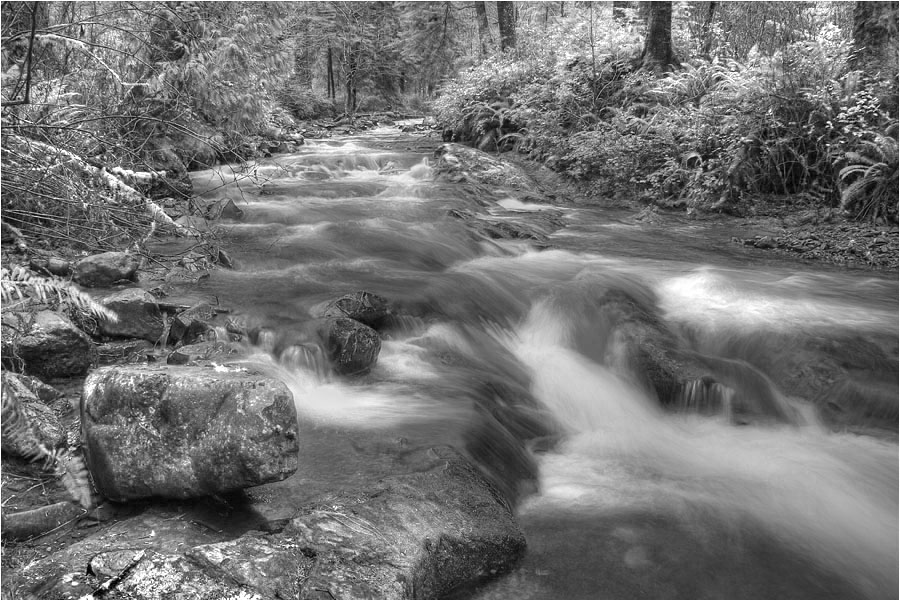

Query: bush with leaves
[434,3,896,223]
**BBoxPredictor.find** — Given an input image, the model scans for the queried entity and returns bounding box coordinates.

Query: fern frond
[56,453,95,510]
[0,266,118,323]
[840,177,872,208]
[1,374,95,509]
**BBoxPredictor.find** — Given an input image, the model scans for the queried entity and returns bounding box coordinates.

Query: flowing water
[162,125,897,599]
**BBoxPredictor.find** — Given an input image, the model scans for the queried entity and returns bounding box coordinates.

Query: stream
[159,124,897,599]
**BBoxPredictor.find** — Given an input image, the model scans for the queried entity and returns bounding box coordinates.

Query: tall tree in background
[698,1,718,57]
[850,1,899,79]
[850,1,899,118]
[498,1,516,51]
[640,1,679,73]
[475,2,493,57]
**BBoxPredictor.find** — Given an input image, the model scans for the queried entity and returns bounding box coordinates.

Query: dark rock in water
[206,198,244,221]
[168,303,216,345]
[286,446,526,599]
[216,248,235,269]
[1,310,94,378]
[72,251,139,287]
[81,365,299,501]
[322,291,391,329]
[541,280,800,425]
[319,317,382,376]
[98,288,164,342]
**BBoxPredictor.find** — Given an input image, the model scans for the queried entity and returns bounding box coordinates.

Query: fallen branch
[6,134,191,236]
[0,501,86,541]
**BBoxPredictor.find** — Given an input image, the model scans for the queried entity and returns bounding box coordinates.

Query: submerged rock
[322,290,391,329]
[206,198,244,221]
[11,447,525,600]
[319,317,382,376]
[287,446,525,598]
[72,251,139,287]
[1,310,94,378]
[98,288,164,342]
[81,365,299,501]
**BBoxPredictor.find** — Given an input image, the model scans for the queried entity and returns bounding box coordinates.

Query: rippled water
[163,125,897,599]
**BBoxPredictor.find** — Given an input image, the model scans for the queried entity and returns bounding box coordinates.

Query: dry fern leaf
[1,374,95,509]
[0,265,118,323]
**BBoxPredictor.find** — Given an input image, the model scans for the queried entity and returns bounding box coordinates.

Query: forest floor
[373,130,899,273]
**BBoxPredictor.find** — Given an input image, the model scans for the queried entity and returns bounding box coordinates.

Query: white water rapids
[171,126,897,599]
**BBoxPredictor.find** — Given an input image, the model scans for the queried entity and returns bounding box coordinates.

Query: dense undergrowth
[434,6,898,223]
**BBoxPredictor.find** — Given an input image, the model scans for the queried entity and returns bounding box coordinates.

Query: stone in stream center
[319,317,382,375]
[81,365,299,501]
[322,290,391,329]
[188,446,526,599]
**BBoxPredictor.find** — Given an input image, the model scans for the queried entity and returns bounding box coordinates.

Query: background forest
[1,0,898,256]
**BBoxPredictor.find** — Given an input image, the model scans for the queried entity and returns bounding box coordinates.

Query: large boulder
[434,143,536,190]
[284,446,526,599]
[98,288,164,342]
[1,311,94,378]
[9,448,525,600]
[322,291,390,329]
[81,365,299,501]
[72,252,139,288]
[319,317,381,376]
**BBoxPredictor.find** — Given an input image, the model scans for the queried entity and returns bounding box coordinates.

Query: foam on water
[499,298,899,598]
[658,266,898,333]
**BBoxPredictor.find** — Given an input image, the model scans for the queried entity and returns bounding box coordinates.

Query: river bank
[369,129,900,272]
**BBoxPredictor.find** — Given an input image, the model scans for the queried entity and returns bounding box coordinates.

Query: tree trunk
[475,1,492,57]
[699,1,717,58]
[497,1,516,51]
[640,1,679,74]
[327,47,335,100]
[344,72,356,118]
[850,1,899,118]
[850,1,899,78]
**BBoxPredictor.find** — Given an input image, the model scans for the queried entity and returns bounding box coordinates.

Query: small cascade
[278,343,330,381]
[672,377,736,418]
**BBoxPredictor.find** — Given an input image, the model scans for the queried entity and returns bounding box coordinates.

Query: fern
[1,265,118,323]
[1,374,95,509]
[838,133,899,221]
